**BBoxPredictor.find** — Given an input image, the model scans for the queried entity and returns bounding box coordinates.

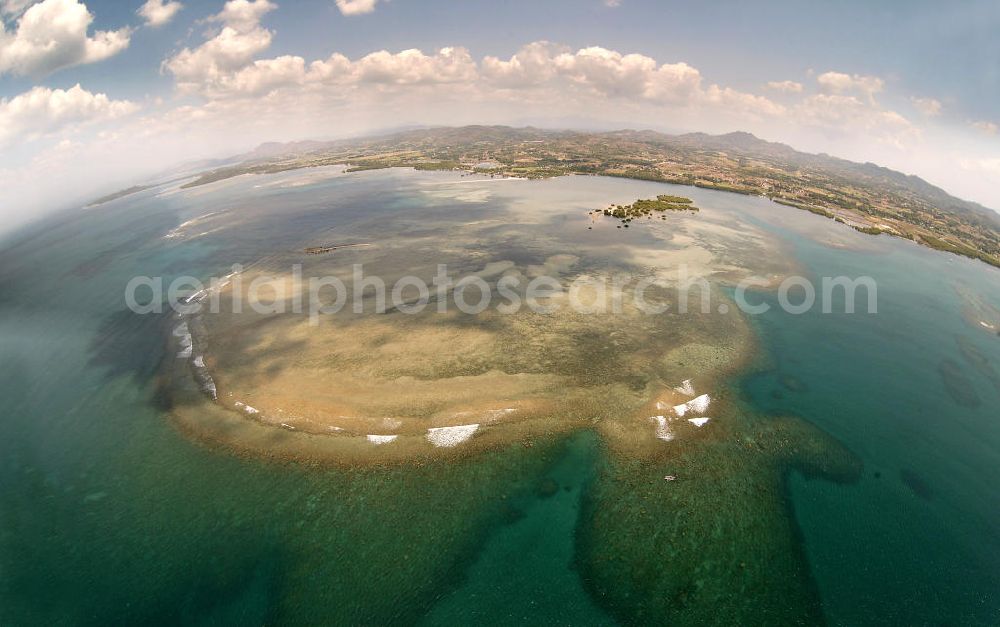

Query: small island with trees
[597,194,699,227]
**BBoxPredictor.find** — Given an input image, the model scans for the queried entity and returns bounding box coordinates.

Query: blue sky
[1,0,998,227]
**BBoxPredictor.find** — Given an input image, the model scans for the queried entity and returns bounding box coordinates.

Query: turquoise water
[737,204,1000,625]
[1,168,998,624]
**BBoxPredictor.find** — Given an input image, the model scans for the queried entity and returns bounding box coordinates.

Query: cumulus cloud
[766,80,803,93]
[213,0,274,29]
[176,46,479,98]
[911,97,942,117]
[335,0,378,16]
[163,0,275,93]
[1,0,33,17]
[0,83,138,145]
[482,43,771,115]
[481,41,566,88]
[703,85,786,117]
[796,93,915,146]
[221,54,307,95]
[960,157,1000,176]
[484,44,705,106]
[817,71,884,102]
[0,0,131,76]
[553,46,659,98]
[138,0,183,28]
[163,32,789,128]
[645,60,704,103]
[972,120,998,135]
[354,46,477,84]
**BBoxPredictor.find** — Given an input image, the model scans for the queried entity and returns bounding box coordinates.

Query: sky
[1,0,998,231]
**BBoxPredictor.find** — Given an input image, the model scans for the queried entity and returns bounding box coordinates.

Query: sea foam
[191,354,217,400]
[483,408,517,422]
[234,401,260,415]
[650,415,674,441]
[173,322,193,358]
[426,424,479,447]
[674,394,710,417]
[673,379,696,396]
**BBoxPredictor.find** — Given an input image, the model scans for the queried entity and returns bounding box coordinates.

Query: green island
[601,194,699,225]
[85,184,154,207]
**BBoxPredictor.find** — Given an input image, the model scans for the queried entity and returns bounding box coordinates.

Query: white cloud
[554,46,659,98]
[484,44,705,105]
[703,84,786,117]
[335,0,378,16]
[162,33,787,133]
[482,42,566,88]
[911,97,942,117]
[483,43,767,115]
[0,83,138,145]
[960,157,1000,176]
[972,120,998,135]
[645,61,704,103]
[222,54,307,95]
[0,0,131,76]
[1,0,33,17]
[177,46,479,99]
[765,80,803,93]
[353,46,477,84]
[163,0,275,93]
[138,0,183,28]
[604,0,622,7]
[796,93,916,147]
[214,0,274,30]
[817,71,884,102]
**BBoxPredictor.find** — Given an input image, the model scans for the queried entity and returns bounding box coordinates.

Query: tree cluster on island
[597,195,699,227]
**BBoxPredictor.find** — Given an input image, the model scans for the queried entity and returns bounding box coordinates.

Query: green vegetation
[344,163,393,173]
[852,225,884,236]
[651,195,693,204]
[347,159,460,173]
[772,198,834,218]
[920,234,1000,266]
[86,185,153,207]
[601,195,699,223]
[412,160,462,171]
